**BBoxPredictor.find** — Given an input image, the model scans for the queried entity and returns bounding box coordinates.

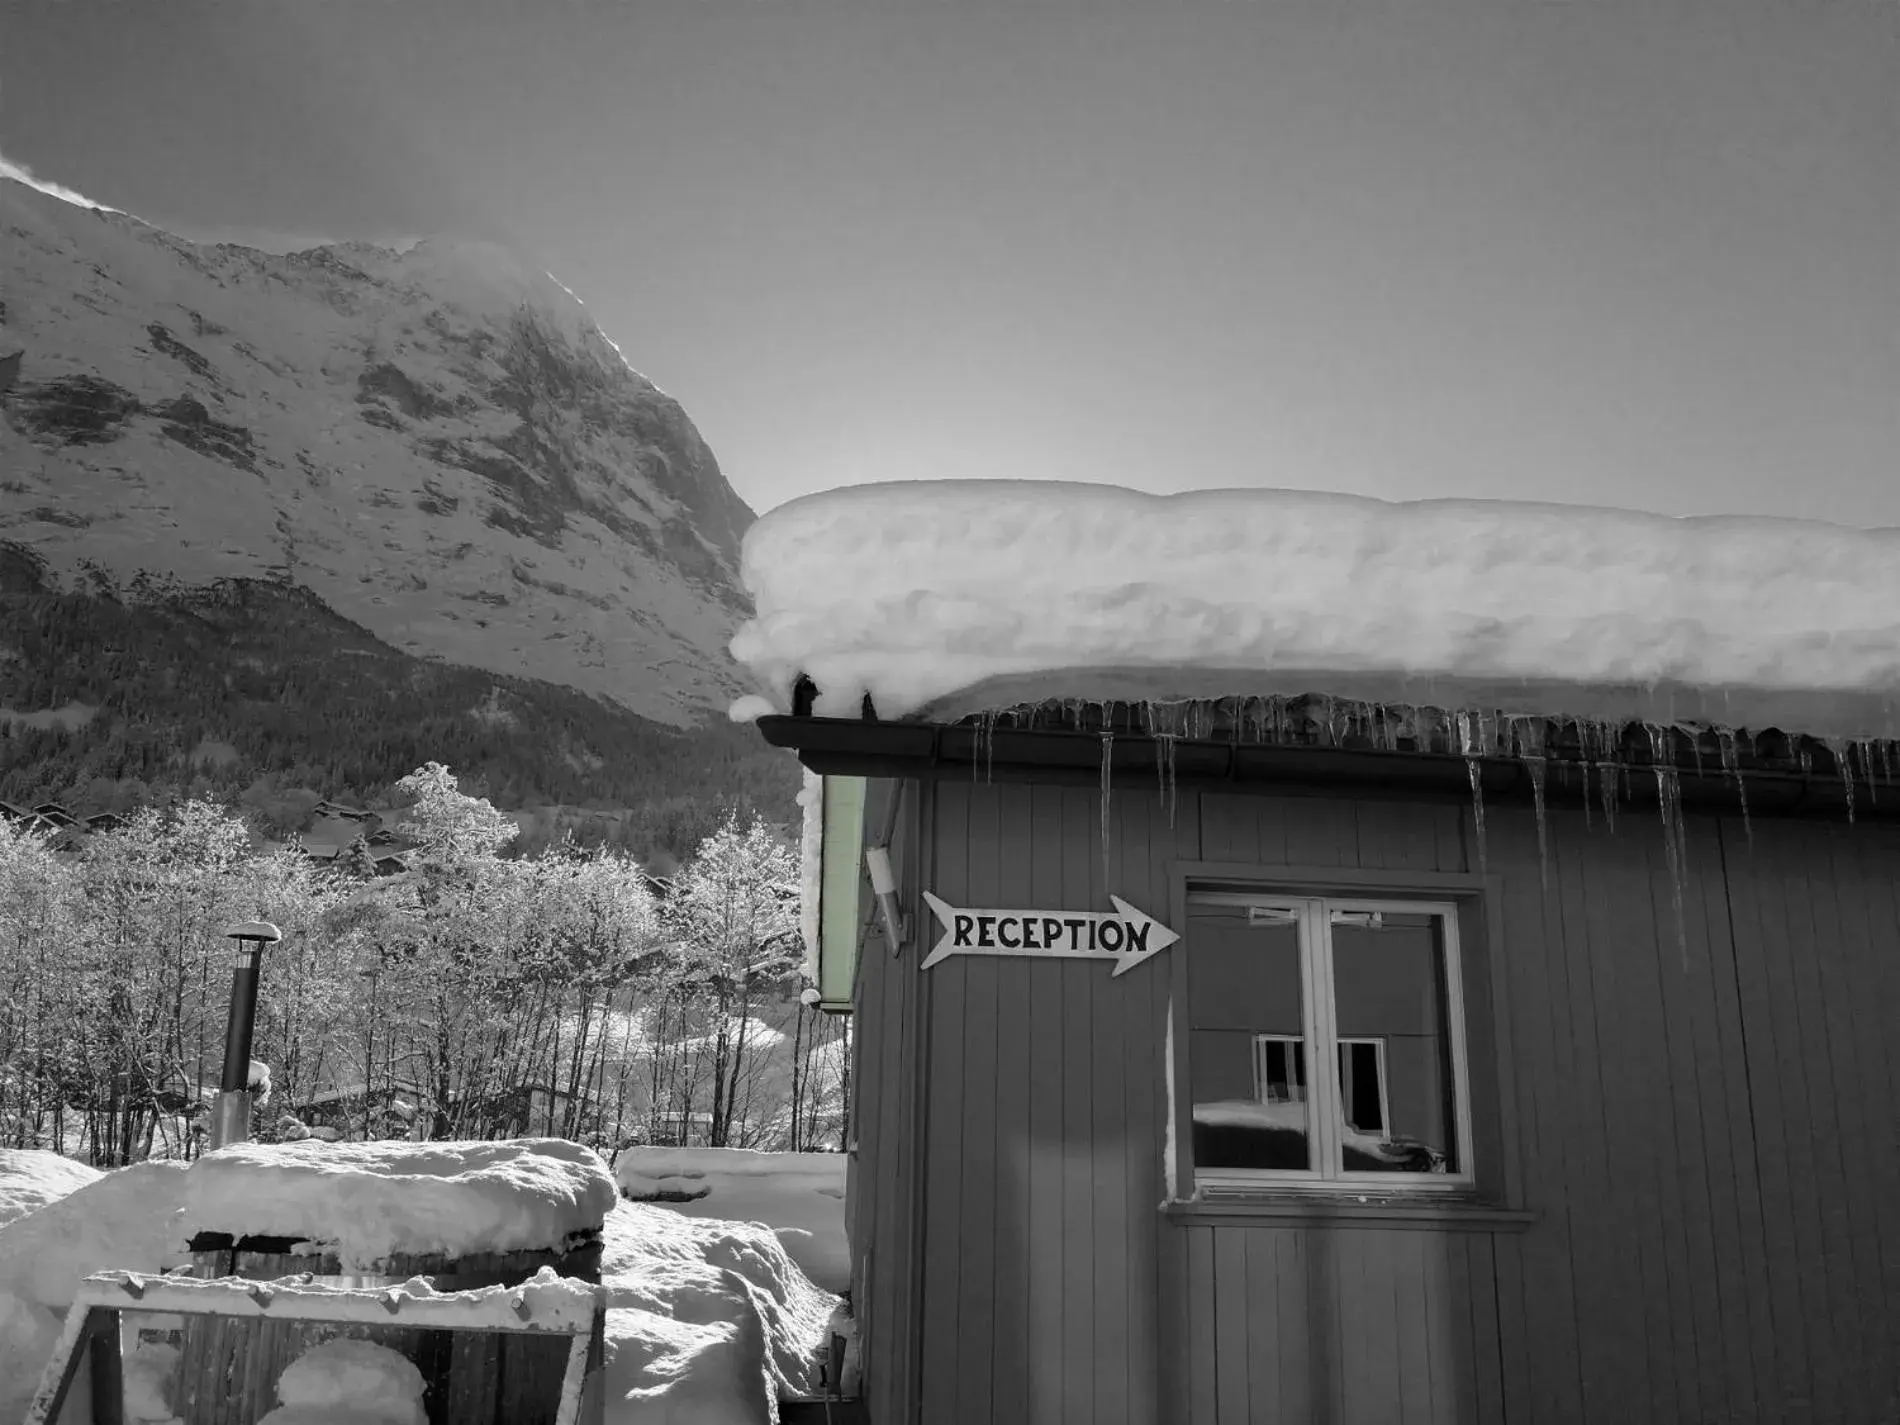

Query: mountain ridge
[0,175,756,727]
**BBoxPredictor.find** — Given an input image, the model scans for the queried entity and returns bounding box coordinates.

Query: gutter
[757,715,1887,824]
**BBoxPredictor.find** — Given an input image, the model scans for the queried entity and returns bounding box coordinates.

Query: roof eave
[755,714,1878,823]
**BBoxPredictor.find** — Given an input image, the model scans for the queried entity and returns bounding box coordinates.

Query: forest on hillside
[0,544,800,862]
[0,765,847,1167]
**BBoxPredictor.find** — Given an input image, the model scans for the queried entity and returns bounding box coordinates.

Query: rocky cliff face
[0,177,755,726]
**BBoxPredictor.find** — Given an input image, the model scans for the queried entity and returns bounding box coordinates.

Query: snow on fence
[27,1268,604,1425]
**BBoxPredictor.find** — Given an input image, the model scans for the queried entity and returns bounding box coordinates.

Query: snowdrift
[0,1151,102,1230]
[614,1148,849,1295]
[598,1199,836,1423]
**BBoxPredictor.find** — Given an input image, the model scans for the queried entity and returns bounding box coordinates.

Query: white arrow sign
[919,892,1180,977]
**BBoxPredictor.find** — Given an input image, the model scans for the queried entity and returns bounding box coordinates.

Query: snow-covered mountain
[0,177,755,726]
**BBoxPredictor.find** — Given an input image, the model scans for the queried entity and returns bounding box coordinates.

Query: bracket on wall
[865,845,910,954]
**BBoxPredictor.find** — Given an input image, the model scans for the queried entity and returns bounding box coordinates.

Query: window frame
[1166,861,1503,1208]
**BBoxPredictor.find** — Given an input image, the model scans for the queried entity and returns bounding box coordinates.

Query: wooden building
[760,693,1900,1425]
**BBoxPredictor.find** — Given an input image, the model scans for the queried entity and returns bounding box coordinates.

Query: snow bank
[181,1139,617,1269]
[0,1288,64,1423]
[0,1161,189,1308]
[730,480,1900,737]
[0,1163,190,1424]
[614,1148,848,1295]
[596,1200,835,1423]
[256,1338,426,1425]
[0,1150,102,1228]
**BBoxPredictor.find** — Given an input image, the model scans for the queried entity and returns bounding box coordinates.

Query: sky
[3,0,1895,526]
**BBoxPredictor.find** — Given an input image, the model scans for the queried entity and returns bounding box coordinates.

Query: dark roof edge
[756,715,1893,824]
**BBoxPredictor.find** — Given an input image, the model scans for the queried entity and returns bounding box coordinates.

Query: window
[1184,891,1474,1190]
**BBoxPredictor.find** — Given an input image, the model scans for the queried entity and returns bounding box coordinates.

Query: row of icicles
[960,695,1899,972]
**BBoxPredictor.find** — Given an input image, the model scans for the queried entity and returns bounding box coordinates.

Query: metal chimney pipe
[208,921,282,1151]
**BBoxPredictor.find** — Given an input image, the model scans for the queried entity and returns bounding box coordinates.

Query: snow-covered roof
[729,481,1900,741]
[180,1138,618,1269]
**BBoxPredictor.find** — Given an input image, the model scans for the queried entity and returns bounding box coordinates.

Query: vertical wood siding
[857,774,1900,1424]
[905,780,1193,1425]
[849,778,924,1425]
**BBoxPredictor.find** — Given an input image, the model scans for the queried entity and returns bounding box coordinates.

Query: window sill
[1163,1193,1539,1231]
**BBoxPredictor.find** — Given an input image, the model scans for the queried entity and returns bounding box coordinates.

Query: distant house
[472,1081,601,1138]
[83,811,125,834]
[30,801,77,828]
[294,1079,427,1135]
[372,852,409,877]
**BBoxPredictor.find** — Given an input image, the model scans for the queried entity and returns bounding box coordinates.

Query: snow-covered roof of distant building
[728,480,1900,742]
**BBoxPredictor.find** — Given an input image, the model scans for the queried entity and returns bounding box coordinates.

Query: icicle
[1647,726,1692,971]
[1155,733,1179,827]
[1456,712,1488,872]
[1595,720,1620,834]
[1526,755,1550,891]
[1507,718,1551,891]
[1717,728,1753,846]
[1824,737,1856,823]
[1574,720,1594,832]
[1099,729,1115,884]
[974,709,998,783]
[1465,758,1489,873]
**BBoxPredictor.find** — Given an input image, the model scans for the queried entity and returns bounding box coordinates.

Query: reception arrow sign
[919,892,1179,977]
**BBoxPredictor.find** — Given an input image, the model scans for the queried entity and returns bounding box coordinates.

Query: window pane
[1186,900,1309,1171]
[1329,910,1457,1173]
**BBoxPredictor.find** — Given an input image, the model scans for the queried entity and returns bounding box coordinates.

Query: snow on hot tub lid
[180,1138,618,1271]
[727,481,1900,742]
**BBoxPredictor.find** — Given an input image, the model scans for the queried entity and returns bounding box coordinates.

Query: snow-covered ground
[598,1201,835,1422]
[0,1152,101,1230]
[729,479,1900,739]
[614,1148,848,1296]
[0,1141,842,1424]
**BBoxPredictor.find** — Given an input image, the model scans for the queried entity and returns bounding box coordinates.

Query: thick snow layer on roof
[597,1199,835,1421]
[181,1139,617,1269]
[614,1148,847,1295]
[0,1151,102,1229]
[730,481,1900,738]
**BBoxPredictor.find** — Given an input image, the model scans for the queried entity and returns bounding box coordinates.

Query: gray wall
[848,774,1900,1424]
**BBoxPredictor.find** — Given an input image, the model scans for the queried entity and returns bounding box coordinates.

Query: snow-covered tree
[661,813,800,1146]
